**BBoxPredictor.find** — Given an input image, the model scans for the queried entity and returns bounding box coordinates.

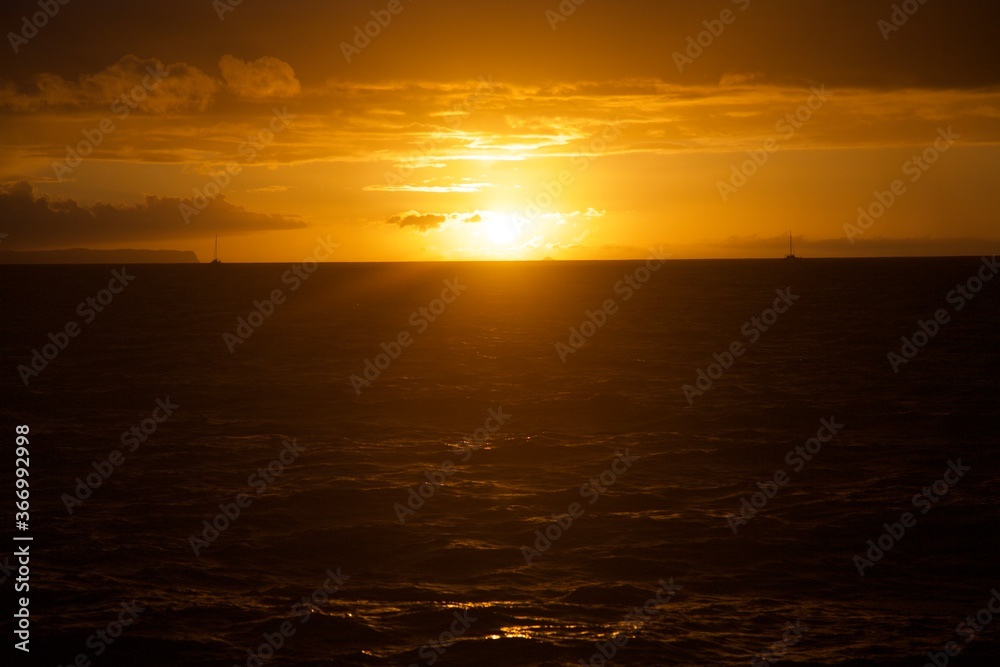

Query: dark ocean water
[2,258,999,666]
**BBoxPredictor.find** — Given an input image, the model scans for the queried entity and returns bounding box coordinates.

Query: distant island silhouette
[0,248,200,264]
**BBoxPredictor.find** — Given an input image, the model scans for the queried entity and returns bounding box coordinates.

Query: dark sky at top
[2,0,998,88]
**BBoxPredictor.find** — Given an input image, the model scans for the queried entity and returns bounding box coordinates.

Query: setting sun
[482,212,519,246]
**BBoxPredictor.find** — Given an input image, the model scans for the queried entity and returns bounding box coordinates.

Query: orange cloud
[219,55,301,100]
[0,55,218,113]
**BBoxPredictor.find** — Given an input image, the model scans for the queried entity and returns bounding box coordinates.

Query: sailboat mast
[784,230,798,259]
[214,235,218,261]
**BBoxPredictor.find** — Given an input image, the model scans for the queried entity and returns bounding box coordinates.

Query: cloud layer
[0,181,304,249]
[387,211,482,232]
[0,55,218,113]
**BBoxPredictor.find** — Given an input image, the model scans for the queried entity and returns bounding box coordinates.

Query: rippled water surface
[2,258,999,666]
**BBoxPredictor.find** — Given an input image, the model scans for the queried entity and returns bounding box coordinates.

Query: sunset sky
[1,0,998,261]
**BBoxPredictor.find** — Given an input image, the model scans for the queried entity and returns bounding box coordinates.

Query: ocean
[2,258,999,666]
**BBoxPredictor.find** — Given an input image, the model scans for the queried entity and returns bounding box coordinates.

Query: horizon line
[2,254,996,266]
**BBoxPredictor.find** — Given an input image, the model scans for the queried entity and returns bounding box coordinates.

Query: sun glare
[483,212,519,245]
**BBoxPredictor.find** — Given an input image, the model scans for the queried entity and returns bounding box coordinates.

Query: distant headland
[0,248,200,264]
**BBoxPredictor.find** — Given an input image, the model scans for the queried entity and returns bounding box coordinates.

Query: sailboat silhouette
[785,231,799,260]
[210,235,222,265]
